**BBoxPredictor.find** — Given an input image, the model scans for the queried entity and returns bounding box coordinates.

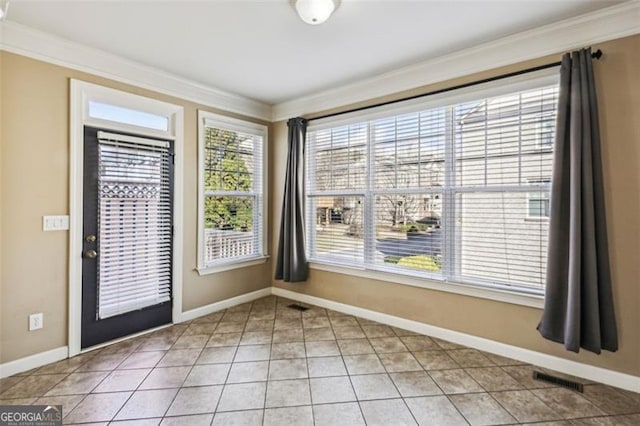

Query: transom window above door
[88,101,169,131]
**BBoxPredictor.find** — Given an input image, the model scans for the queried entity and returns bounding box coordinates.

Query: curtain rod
[307,49,603,123]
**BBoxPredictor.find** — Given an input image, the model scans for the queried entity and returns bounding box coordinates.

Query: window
[528,193,550,218]
[307,77,558,295]
[527,180,551,219]
[197,111,266,272]
[537,120,555,148]
[89,101,169,131]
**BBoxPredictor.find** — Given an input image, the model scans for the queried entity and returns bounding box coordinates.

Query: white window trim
[196,110,268,275]
[308,68,559,132]
[69,80,184,357]
[526,193,551,221]
[525,178,551,221]
[535,120,555,150]
[81,84,179,139]
[306,69,559,307]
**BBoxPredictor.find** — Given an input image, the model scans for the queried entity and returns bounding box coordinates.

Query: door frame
[69,80,184,357]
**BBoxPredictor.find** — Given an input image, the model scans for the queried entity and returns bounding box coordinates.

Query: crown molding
[272,1,640,122]
[1,1,638,124]
[0,20,273,121]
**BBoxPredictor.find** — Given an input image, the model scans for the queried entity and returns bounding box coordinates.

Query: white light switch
[43,215,70,231]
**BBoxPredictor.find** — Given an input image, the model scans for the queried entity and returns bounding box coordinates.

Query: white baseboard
[0,346,69,379]
[272,287,640,393]
[177,287,272,323]
[3,286,637,394]
[0,288,271,378]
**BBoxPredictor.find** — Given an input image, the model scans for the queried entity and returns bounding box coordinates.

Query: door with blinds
[81,127,173,348]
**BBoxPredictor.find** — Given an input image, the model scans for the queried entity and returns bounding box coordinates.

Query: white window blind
[97,133,172,319]
[200,117,264,266]
[307,83,558,295]
[307,124,367,265]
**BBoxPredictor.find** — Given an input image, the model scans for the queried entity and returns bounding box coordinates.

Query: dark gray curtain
[537,48,617,354]
[275,117,309,282]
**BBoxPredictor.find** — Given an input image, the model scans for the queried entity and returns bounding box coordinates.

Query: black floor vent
[532,371,584,392]
[287,303,309,312]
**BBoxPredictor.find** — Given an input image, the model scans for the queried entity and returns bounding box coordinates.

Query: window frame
[197,110,268,274]
[305,69,560,308]
[69,79,185,355]
[525,179,552,221]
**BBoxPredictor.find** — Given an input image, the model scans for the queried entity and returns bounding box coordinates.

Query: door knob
[84,249,98,259]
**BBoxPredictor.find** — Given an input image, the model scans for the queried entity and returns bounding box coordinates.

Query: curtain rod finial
[592,49,603,60]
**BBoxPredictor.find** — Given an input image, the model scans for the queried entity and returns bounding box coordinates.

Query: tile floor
[1,295,639,425]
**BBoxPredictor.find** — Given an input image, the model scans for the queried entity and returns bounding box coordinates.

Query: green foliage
[204,128,254,231]
[205,196,253,231]
[398,223,428,233]
[384,255,402,264]
[397,255,441,272]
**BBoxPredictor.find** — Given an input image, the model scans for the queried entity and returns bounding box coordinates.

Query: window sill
[308,261,544,309]
[197,255,270,276]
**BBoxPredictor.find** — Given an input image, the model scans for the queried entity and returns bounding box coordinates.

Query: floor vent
[287,303,309,312]
[532,371,584,392]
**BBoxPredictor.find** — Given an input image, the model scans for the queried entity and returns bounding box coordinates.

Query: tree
[375,162,420,227]
[204,128,254,231]
[375,154,442,227]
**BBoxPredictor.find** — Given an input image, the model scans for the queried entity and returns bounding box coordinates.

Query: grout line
[158,346,205,420]
[369,329,421,425]
[260,299,276,426]
[443,393,473,425]
[340,346,368,424]
[20,296,636,425]
[334,312,368,423]
[480,391,520,424]
[102,325,183,422]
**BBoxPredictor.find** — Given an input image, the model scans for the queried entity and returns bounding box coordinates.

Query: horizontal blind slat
[306,84,557,294]
[202,124,263,262]
[97,136,173,319]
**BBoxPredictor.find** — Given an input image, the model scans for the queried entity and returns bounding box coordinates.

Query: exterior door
[81,126,173,349]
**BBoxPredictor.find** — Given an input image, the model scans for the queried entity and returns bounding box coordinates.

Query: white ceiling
[5,0,622,105]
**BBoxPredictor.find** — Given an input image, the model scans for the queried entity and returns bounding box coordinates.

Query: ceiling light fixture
[294,0,339,25]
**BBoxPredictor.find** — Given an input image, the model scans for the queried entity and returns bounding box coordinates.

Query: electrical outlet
[29,313,43,331]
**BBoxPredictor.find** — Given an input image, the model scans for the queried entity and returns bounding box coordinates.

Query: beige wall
[0,52,272,363]
[272,34,640,377]
[0,50,4,364]
[1,34,638,377]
